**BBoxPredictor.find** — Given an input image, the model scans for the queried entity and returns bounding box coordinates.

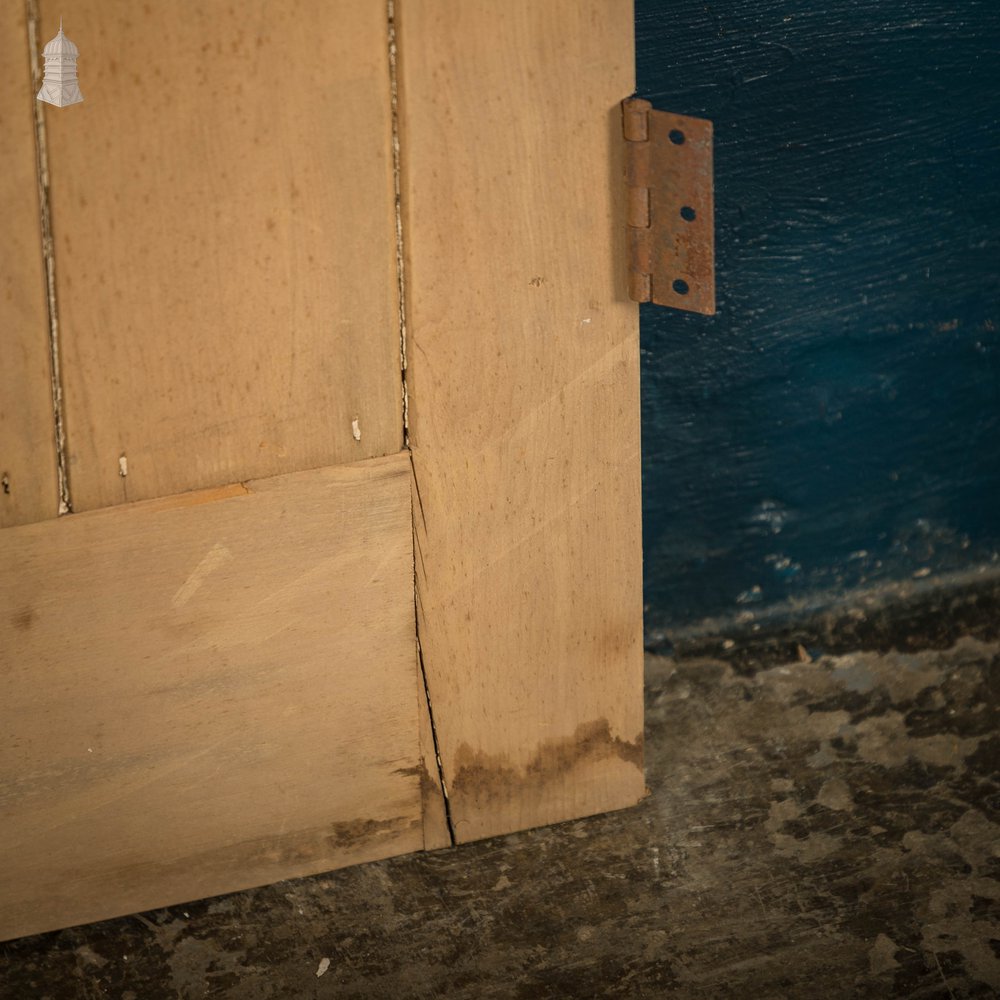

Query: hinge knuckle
[627,224,652,303]
[623,98,653,305]
[628,271,652,303]
[625,137,651,189]
[622,98,651,142]
[626,184,650,229]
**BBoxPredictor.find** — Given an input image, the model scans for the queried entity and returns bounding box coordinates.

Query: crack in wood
[25,0,72,515]
[389,1,453,850]
[387,0,409,446]
[416,632,456,847]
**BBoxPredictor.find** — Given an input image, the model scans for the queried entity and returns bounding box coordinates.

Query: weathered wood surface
[39,0,402,512]
[0,3,58,528]
[0,453,422,941]
[397,0,646,842]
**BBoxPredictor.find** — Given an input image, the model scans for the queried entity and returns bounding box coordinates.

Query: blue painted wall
[636,0,1000,633]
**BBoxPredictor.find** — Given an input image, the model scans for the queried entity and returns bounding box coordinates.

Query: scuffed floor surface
[1,639,997,999]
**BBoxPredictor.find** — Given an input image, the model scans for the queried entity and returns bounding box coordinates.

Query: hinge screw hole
[672,279,690,296]
[680,206,697,222]
[669,129,686,145]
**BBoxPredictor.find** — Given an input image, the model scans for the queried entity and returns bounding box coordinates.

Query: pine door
[1,0,644,941]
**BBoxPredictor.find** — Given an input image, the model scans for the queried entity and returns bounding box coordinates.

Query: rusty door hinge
[623,98,715,315]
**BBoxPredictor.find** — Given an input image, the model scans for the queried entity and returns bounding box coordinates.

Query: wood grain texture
[0,453,422,941]
[397,0,646,842]
[0,3,58,528]
[40,0,402,511]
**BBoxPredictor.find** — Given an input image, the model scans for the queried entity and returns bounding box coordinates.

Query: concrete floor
[1,623,998,998]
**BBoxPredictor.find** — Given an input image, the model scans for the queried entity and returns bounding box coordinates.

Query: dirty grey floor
[1,629,997,998]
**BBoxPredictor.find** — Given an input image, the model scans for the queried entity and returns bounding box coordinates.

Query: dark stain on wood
[325,816,413,852]
[395,761,443,805]
[11,607,35,632]
[450,718,643,807]
[5,810,424,939]
[138,815,417,878]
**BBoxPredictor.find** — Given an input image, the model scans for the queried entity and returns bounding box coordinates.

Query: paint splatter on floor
[1,638,996,998]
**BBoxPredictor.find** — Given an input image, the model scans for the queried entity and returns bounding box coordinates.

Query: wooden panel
[0,453,422,941]
[397,0,646,841]
[0,4,58,527]
[41,0,402,511]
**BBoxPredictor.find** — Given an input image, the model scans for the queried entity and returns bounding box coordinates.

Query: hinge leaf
[623,98,715,315]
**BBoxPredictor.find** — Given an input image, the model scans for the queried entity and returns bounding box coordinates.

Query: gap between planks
[387,0,409,443]
[25,0,71,516]
[387,1,454,847]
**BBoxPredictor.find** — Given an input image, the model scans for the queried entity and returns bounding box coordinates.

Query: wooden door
[1,0,644,941]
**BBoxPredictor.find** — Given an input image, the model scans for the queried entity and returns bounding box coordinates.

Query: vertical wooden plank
[0,3,58,527]
[40,0,402,510]
[397,0,645,842]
